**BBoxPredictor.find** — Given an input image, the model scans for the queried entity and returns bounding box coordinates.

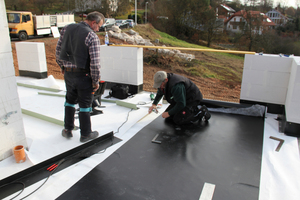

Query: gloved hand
[148,104,158,114]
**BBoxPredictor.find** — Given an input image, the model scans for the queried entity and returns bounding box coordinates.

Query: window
[25,14,31,21]
[7,13,20,23]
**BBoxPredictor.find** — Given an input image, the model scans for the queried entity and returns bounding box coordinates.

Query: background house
[217,4,236,20]
[225,10,276,34]
[266,8,290,27]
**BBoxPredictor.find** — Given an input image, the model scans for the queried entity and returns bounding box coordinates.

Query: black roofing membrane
[58,112,264,200]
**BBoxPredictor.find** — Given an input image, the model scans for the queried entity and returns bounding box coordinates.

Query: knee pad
[65,102,75,108]
[173,108,194,125]
[79,107,92,112]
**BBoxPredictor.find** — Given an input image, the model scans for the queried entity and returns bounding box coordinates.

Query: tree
[76,0,103,18]
[76,0,87,20]
[210,0,224,7]
[232,0,242,4]
[152,0,227,46]
[116,0,131,16]
[295,17,300,31]
[227,0,242,12]
[156,0,209,36]
[33,0,50,14]
[5,0,19,10]
[259,0,273,13]
[190,1,223,47]
[203,10,224,47]
[99,0,112,18]
[132,14,142,23]
[5,0,30,11]
[237,10,264,51]
[286,6,296,17]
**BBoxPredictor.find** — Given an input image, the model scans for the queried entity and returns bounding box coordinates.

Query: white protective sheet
[259,113,300,200]
[0,76,166,181]
[1,76,300,200]
[3,111,162,200]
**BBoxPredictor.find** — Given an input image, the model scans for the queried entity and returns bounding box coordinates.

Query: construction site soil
[11,35,244,103]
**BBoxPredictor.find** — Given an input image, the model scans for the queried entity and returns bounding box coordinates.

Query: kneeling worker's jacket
[153,73,203,115]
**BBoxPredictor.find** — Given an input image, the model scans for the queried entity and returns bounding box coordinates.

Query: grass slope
[133,24,244,83]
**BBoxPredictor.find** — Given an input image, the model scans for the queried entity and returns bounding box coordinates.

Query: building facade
[225,10,275,35]
[266,9,289,27]
[217,4,236,20]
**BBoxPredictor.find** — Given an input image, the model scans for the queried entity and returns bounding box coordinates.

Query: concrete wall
[0,1,27,160]
[285,58,300,124]
[16,42,48,78]
[100,46,143,86]
[16,42,47,72]
[241,54,300,124]
[241,54,292,105]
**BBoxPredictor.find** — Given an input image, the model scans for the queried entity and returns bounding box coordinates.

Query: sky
[240,0,299,8]
[275,0,298,7]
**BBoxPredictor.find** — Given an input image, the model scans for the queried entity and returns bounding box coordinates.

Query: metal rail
[111,44,256,55]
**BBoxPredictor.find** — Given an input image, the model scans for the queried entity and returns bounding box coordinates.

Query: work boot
[62,129,73,138]
[194,105,211,122]
[194,105,205,121]
[80,131,99,143]
[202,105,211,122]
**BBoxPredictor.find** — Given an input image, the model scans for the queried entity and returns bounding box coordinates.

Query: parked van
[99,18,116,31]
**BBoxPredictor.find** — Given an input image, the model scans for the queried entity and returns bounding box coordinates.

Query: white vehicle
[126,19,135,28]
[115,19,129,29]
[100,18,116,31]
[115,19,126,26]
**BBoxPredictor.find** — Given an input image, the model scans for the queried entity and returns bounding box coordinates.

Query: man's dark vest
[59,22,92,69]
[165,73,203,105]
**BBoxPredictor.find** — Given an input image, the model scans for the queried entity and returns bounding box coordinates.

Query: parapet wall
[241,54,300,136]
[100,45,143,94]
[0,2,27,160]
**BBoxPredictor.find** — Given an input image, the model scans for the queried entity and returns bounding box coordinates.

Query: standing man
[148,71,211,125]
[56,11,104,142]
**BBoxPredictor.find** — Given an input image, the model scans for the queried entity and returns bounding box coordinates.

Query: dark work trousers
[64,71,93,137]
[166,101,200,125]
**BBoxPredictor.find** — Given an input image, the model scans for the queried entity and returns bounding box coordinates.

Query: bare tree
[242,10,264,51]
[116,0,131,16]
[297,0,300,9]
[259,0,273,13]
[152,0,225,46]
[5,0,30,11]
[204,14,224,47]
[33,0,50,14]
[286,6,296,16]
[98,0,112,18]
[76,0,87,20]
[5,0,19,10]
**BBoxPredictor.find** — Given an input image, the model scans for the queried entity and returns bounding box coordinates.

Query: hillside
[11,25,245,103]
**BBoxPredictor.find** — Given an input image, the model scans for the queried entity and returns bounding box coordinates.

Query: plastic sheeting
[208,104,266,117]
